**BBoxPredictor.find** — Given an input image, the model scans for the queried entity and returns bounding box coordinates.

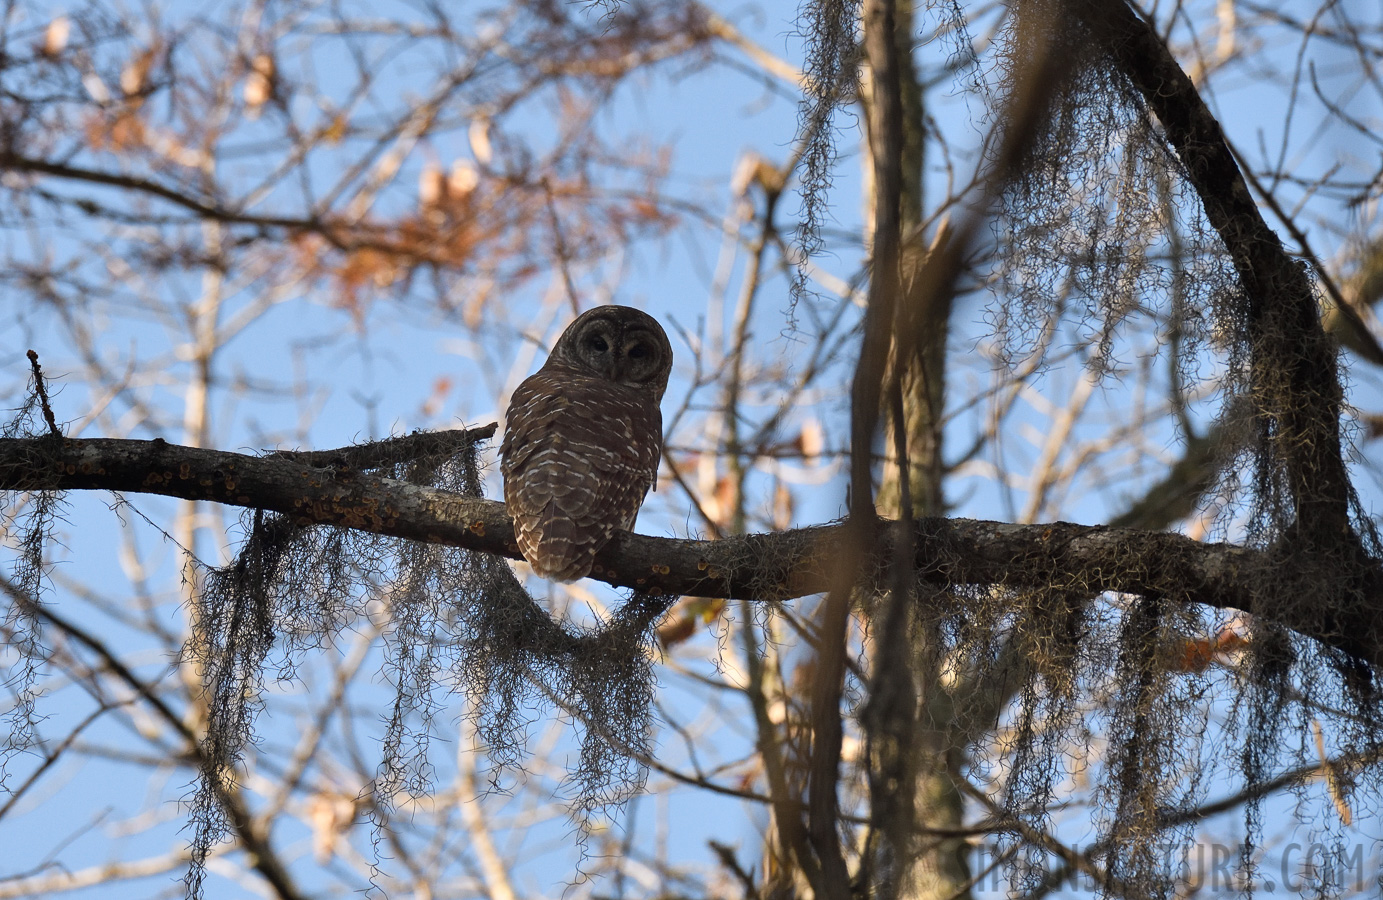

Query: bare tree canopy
[2,1,1383,899]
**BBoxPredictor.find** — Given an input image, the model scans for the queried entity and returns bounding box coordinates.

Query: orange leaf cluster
[302,167,673,320]
[1169,626,1251,674]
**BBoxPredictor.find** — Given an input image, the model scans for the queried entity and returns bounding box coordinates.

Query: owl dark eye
[590,336,609,352]
[628,344,647,359]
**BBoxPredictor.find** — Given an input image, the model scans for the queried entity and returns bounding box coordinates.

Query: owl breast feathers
[501,306,672,582]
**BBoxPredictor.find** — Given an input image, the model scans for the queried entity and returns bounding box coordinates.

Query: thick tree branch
[2,435,1379,665]
[1072,0,1355,545]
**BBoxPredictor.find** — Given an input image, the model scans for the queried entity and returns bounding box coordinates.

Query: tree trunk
[861,2,971,898]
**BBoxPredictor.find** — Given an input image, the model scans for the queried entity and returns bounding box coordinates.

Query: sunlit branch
[2,434,1378,667]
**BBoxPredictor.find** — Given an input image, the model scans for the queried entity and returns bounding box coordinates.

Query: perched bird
[501,305,672,581]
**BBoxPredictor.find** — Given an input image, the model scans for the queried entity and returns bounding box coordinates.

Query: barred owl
[501,305,673,582]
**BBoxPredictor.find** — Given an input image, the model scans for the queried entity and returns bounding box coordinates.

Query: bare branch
[2,435,1377,665]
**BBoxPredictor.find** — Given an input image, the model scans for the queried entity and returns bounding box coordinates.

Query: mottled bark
[1,433,1377,664]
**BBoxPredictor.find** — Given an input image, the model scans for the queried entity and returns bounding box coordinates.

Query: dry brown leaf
[41,16,69,57]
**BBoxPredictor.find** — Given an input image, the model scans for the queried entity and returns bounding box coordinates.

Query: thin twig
[25,351,62,438]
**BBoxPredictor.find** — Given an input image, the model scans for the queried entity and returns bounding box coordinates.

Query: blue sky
[3,0,1383,896]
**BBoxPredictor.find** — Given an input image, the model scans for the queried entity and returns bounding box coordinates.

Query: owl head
[547,305,673,396]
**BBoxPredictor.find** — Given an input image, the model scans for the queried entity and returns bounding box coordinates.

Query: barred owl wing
[501,371,662,582]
